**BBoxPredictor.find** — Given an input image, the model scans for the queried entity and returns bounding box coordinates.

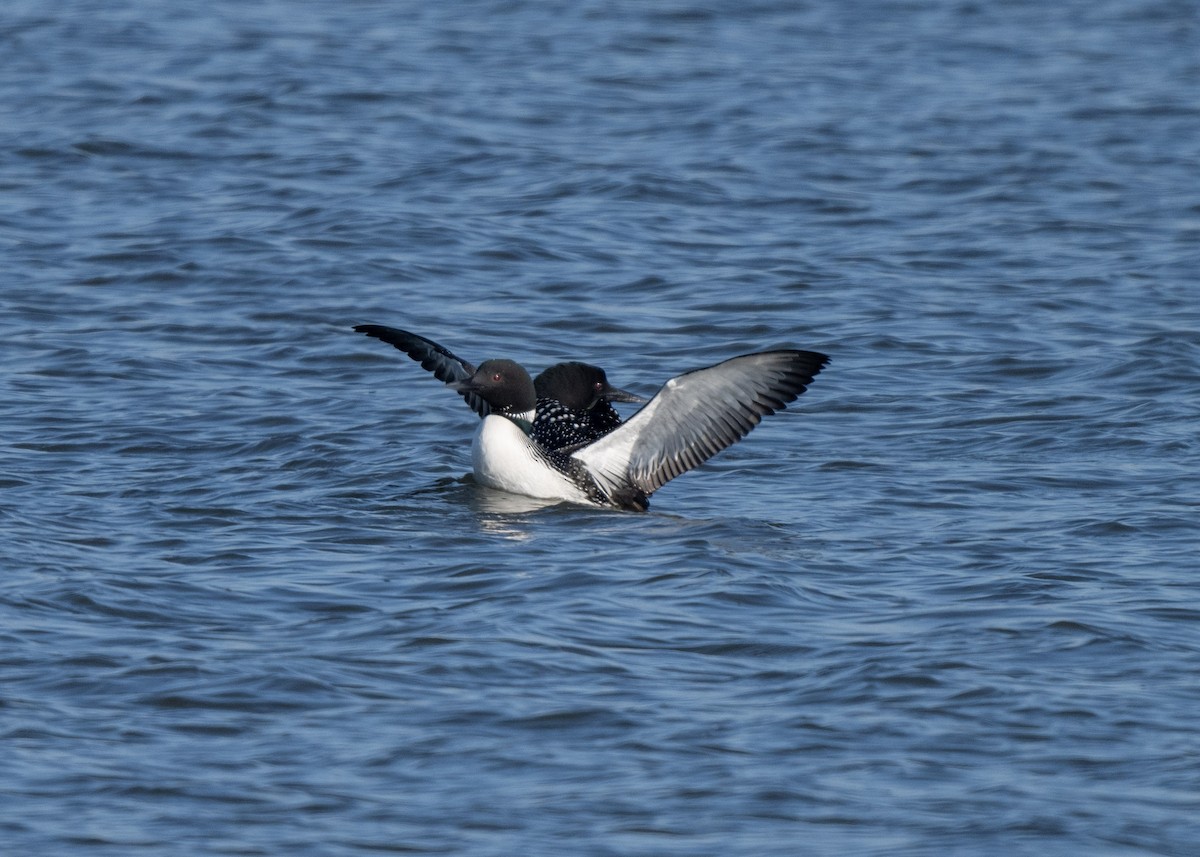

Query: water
[3,1,1198,854]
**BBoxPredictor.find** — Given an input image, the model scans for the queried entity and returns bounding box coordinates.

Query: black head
[533,361,644,411]
[449,359,537,415]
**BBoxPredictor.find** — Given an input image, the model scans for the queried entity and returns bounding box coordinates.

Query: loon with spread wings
[352,324,829,511]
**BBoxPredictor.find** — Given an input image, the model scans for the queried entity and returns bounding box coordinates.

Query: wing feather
[573,350,829,500]
[353,324,489,418]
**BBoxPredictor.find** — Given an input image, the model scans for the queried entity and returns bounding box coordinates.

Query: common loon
[353,324,829,511]
[353,325,643,451]
[531,361,643,452]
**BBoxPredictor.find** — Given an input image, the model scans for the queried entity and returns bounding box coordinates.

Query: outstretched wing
[572,350,829,500]
[353,324,489,418]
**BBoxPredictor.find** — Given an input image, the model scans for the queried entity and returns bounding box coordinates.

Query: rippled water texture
[3,1,1199,855]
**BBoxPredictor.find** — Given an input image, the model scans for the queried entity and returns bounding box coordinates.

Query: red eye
[594,381,603,391]
[492,373,502,382]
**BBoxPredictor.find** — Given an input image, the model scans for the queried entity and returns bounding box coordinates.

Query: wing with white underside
[572,350,829,500]
[353,324,490,418]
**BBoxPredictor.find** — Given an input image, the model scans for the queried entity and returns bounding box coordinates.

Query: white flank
[472,415,590,503]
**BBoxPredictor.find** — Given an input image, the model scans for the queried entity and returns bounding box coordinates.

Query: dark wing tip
[782,348,830,379]
[354,323,411,346]
[352,324,475,373]
[352,323,488,418]
[757,350,831,410]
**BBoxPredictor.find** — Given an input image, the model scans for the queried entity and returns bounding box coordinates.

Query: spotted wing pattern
[532,398,627,453]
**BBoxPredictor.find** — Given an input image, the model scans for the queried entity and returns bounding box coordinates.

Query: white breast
[471,415,590,503]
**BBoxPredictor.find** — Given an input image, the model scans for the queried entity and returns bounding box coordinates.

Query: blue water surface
[2,1,1198,855]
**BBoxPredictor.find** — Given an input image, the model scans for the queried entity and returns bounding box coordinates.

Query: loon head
[533,362,645,411]
[449,359,537,416]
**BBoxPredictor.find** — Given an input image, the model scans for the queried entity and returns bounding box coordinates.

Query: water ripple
[3,1,1199,855]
